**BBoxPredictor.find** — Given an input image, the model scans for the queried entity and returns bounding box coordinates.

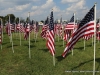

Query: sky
[0,0,100,21]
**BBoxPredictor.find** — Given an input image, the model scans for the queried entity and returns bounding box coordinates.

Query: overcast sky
[0,0,100,21]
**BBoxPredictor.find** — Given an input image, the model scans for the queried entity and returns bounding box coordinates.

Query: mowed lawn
[0,28,100,75]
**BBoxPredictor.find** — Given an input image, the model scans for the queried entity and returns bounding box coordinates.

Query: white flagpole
[63,25,64,47]
[28,12,31,59]
[57,24,59,42]
[35,22,38,43]
[9,15,11,43]
[53,55,55,66]
[98,17,100,43]
[35,31,38,43]
[93,3,96,75]
[9,15,14,53]
[29,24,31,58]
[0,18,2,50]
[92,35,94,46]
[84,39,85,50]
[72,13,75,56]
[0,19,3,42]
[19,18,21,46]
[60,15,64,47]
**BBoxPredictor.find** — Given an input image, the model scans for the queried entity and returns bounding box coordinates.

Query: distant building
[38,22,44,25]
[57,20,67,24]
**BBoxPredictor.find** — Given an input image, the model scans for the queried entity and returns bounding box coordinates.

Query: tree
[0,16,4,25]
[5,14,15,24]
[40,20,44,24]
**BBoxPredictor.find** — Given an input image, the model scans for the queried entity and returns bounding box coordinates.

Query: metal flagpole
[72,13,75,56]
[28,12,31,59]
[92,35,93,46]
[35,22,38,43]
[0,18,2,50]
[93,3,96,75]
[60,15,64,47]
[52,9,55,66]
[84,39,85,50]
[63,25,65,47]
[9,15,14,53]
[0,18,3,42]
[53,54,55,66]
[19,17,21,46]
[9,15,11,43]
[98,17,100,43]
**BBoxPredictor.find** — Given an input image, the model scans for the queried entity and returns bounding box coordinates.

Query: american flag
[5,23,11,36]
[96,20,100,40]
[24,24,30,40]
[16,23,25,33]
[41,25,48,39]
[47,11,55,56]
[62,5,95,57]
[63,14,75,41]
[66,14,75,30]
[41,17,49,39]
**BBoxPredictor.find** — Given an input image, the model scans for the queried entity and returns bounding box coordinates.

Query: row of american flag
[5,21,39,40]
[0,4,99,58]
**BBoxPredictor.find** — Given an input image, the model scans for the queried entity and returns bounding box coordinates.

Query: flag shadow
[39,48,49,52]
[2,42,9,45]
[74,47,84,50]
[56,52,71,62]
[71,58,100,71]
[7,44,18,48]
[86,44,92,47]
[30,40,39,43]
[24,44,36,48]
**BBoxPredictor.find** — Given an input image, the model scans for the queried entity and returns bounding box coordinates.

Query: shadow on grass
[58,45,63,47]
[7,44,18,48]
[86,44,92,47]
[24,44,36,48]
[74,47,84,50]
[39,48,49,52]
[71,58,100,71]
[56,52,71,62]
[2,42,9,45]
[30,40,39,43]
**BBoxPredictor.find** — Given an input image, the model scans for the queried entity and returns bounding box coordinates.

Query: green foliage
[0,29,100,75]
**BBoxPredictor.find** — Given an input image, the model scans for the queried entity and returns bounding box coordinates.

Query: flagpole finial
[52,9,53,11]
[74,12,76,14]
[73,13,75,16]
[95,2,97,4]
[94,2,97,6]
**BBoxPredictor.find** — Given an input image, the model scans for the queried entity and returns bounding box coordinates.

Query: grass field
[0,28,100,75]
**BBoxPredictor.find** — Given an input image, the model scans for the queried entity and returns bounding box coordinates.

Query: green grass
[0,29,100,75]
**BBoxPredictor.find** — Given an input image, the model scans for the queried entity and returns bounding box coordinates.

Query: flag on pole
[63,14,75,41]
[41,25,48,39]
[46,10,55,56]
[62,5,95,57]
[5,23,11,36]
[24,24,30,40]
[41,17,49,39]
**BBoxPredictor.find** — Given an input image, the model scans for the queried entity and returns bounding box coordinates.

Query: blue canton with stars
[69,14,74,22]
[79,5,94,28]
[49,11,54,31]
